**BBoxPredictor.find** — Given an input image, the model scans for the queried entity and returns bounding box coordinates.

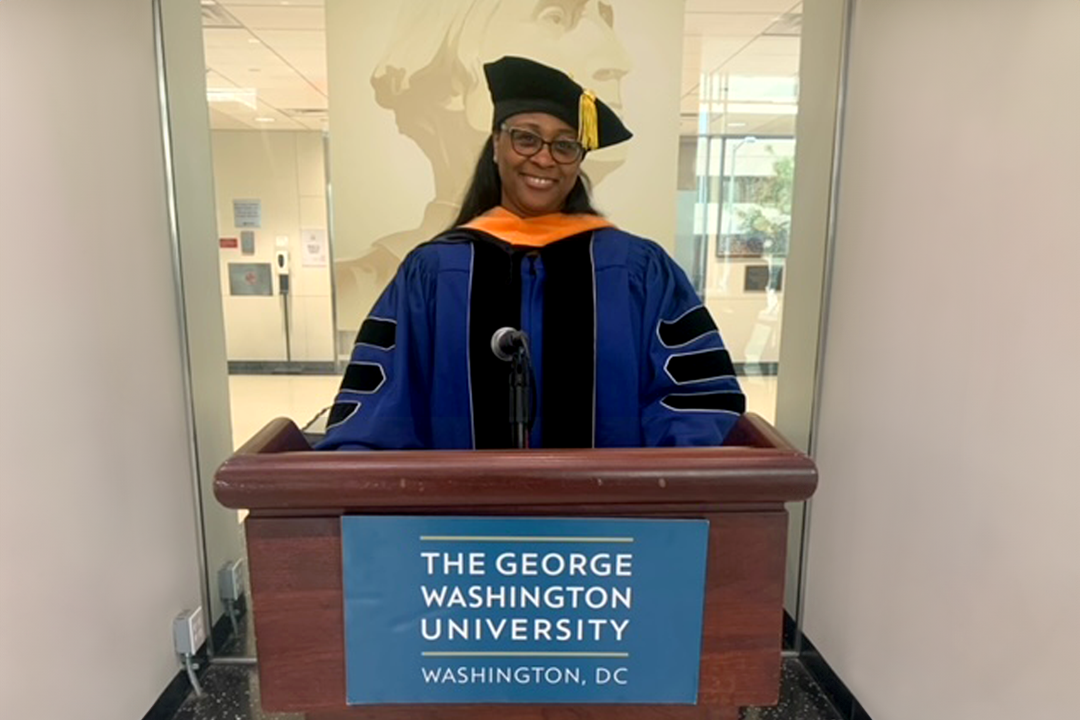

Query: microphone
[490,327,533,448]
[491,327,528,362]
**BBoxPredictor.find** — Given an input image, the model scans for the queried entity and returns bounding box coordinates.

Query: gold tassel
[578,90,599,151]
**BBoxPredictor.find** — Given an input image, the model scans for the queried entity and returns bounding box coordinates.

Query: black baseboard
[795,623,875,720]
[140,602,246,720]
[210,595,245,651]
[783,610,798,650]
[228,361,337,375]
[141,659,204,720]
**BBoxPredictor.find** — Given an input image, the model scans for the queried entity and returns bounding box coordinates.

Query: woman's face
[495,112,583,217]
[467,0,632,183]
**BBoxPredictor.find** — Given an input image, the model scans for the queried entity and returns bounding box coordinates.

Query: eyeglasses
[501,125,585,164]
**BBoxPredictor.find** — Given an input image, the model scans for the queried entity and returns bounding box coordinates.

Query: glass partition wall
[160,0,845,657]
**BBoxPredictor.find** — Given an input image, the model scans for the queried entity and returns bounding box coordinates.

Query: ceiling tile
[255,29,327,86]
[684,13,780,38]
[684,0,798,14]
[226,5,325,31]
[217,0,324,6]
[259,85,328,111]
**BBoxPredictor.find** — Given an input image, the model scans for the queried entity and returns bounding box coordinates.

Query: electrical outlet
[218,558,245,602]
[173,606,206,656]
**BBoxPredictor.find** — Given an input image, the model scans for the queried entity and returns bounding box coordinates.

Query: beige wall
[804,1,1080,718]
[212,130,334,362]
[0,0,203,718]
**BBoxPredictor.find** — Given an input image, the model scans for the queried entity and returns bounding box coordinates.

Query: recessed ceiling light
[255,117,276,123]
[206,88,258,110]
[248,38,261,44]
[729,122,747,128]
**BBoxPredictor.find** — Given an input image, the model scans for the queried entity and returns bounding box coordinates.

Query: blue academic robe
[318,227,745,450]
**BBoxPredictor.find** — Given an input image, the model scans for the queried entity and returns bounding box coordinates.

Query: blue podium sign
[342,516,710,705]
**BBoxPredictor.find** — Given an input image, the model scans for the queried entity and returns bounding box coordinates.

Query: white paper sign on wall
[302,229,329,267]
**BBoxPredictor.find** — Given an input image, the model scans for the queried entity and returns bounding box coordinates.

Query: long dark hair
[451,135,600,228]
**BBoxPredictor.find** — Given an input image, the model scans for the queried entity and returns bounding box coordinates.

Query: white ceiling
[201,0,800,136]
[682,0,802,135]
[202,0,329,131]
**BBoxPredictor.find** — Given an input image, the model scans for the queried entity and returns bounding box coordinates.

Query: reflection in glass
[678,132,795,412]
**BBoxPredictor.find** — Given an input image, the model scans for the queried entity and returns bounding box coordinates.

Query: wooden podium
[214,413,817,720]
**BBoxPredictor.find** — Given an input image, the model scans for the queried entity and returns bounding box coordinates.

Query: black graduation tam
[483,56,632,151]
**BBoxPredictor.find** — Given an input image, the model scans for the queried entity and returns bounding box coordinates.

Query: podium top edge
[214,415,818,511]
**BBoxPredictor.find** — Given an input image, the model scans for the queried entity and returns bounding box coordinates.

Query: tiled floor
[745,662,846,720]
[227,374,342,449]
[172,610,841,720]
[170,659,842,720]
[171,662,300,720]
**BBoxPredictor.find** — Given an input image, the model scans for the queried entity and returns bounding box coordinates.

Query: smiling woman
[318,56,746,452]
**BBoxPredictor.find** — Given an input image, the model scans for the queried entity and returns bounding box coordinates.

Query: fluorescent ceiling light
[206,88,258,110]
[255,117,276,123]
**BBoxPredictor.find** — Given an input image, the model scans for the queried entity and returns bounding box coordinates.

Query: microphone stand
[509,346,531,449]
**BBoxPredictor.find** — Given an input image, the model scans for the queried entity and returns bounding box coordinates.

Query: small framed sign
[233,198,262,228]
[342,516,710,705]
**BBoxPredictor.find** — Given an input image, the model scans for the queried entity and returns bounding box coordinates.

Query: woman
[319,56,744,450]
